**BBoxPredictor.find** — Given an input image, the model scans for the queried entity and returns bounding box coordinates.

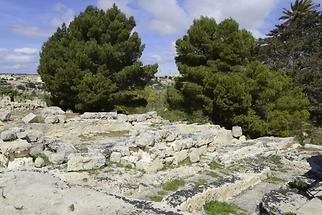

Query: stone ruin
[0,106,321,214]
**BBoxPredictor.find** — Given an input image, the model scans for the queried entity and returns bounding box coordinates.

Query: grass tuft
[161,179,185,191]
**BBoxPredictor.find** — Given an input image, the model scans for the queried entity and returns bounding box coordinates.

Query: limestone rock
[136,132,155,148]
[67,153,105,171]
[0,140,31,159]
[174,150,188,165]
[1,129,17,141]
[34,157,45,168]
[46,140,76,156]
[239,135,247,142]
[232,126,243,138]
[8,157,33,169]
[110,152,122,163]
[22,113,38,124]
[44,116,60,124]
[0,110,11,122]
[41,106,65,117]
[0,153,8,167]
[189,148,200,163]
[120,156,139,167]
[136,158,163,173]
[44,151,66,165]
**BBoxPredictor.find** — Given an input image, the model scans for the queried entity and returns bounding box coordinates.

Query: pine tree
[257,1,321,123]
[169,17,309,138]
[38,5,157,112]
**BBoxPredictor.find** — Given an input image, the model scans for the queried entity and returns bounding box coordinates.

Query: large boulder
[67,153,105,171]
[136,157,164,173]
[189,148,200,163]
[0,110,11,122]
[232,126,243,138]
[174,150,188,165]
[41,106,65,117]
[135,132,155,148]
[0,129,17,141]
[0,140,31,159]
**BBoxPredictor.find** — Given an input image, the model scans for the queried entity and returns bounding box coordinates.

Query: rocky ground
[0,106,321,215]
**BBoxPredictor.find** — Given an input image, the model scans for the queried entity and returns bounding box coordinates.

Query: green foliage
[148,191,167,202]
[194,179,208,187]
[209,161,224,170]
[38,5,157,112]
[257,3,321,124]
[265,175,287,184]
[203,200,247,215]
[161,179,185,191]
[288,180,311,191]
[0,86,34,102]
[169,17,309,138]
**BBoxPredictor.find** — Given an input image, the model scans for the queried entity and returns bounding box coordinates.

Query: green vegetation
[148,191,167,202]
[203,200,247,215]
[288,179,311,191]
[161,179,186,191]
[29,152,51,165]
[194,179,208,187]
[207,171,223,179]
[38,5,157,112]
[265,175,287,184]
[209,161,224,170]
[167,17,309,138]
[0,86,34,102]
[257,1,322,124]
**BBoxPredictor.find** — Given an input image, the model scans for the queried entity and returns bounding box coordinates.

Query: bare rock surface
[0,108,321,214]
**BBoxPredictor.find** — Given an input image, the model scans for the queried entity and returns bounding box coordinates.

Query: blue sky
[0,0,321,75]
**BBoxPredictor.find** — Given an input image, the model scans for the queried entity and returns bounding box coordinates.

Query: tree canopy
[257,1,321,123]
[38,5,157,112]
[168,17,309,138]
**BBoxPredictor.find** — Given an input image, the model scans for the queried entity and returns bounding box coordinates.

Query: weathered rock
[239,135,247,142]
[7,157,33,169]
[170,140,183,152]
[174,150,188,165]
[0,129,17,141]
[120,156,139,167]
[44,116,60,124]
[44,151,65,164]
[67,153,105,171]
[80,112,117,120]
[25,130,43,143]
[22,113,38,124]
[110,152,122,163]
[46,140,76,156]
[0,140,31,159]
[34,157,45,168]
[0,153,8,167]
[0,110,11,122]
[136,158,163,173]
[189,148,200,163]
[41,106,65,117]
[136,132,155,148]
[232,126,243,138]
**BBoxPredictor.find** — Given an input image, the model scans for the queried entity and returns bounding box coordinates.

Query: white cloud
[50,3,75,27]
[97,0,134,15]
[10,25,50,38]
[0,48,39,72]
[183,0,279,30]
[138,0,189,35]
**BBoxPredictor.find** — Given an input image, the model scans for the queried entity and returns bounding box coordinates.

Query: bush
[38,4,157,112]
[168,17,309,138]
